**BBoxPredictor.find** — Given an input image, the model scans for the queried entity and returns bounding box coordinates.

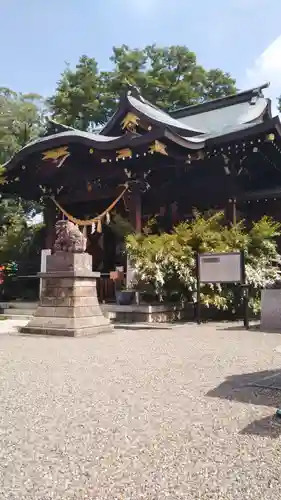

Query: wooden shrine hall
[2,81,281,280]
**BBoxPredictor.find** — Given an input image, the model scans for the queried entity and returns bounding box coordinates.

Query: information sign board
[198,252,242,284]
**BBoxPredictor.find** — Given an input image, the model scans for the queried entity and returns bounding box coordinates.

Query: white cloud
[243,35,281,116]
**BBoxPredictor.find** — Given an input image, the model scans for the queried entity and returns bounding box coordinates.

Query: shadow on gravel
[240,415,281,439]
[206,369,281,407]
[208,369,281,438]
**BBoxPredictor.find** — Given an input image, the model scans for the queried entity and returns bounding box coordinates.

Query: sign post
[196,253,201,324]
[40,249,51,298]
[240,251,249,330]
[196,251,249,329]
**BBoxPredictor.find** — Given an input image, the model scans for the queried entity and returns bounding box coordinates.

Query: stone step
[0,314,32,321]
[0,301,38,310]
[2,308,36,316]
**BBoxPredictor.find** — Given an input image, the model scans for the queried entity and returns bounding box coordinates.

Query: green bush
[125,212,281,313]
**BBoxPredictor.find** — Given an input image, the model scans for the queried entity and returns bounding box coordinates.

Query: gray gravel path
[0,322,281,499]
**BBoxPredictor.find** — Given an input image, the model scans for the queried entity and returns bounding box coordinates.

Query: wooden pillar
[134,191,142,233]
[43,198,57,250]
[226,197,237,225]
[124,183,142,297]
[171,202,179,226]
[125,184,142,233]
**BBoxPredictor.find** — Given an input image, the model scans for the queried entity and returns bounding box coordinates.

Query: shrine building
[2,82,281,297]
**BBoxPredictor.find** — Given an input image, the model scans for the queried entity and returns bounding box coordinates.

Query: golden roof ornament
[116,148,132,160]
[266,133,275,142]
[42,146,69,161]
[121,113,140,132]
[149,140,168,156]
[42,146,70,168]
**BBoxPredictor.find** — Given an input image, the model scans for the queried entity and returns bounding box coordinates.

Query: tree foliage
[126,212,281,313]
[0,88,45,284]
[48,45,236,129]
[0,196,41,257]
[0,88,45,217]
[0,196,45,299]
[0,87,46,164]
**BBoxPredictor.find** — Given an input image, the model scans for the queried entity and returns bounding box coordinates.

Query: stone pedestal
[260,289,281,331]
[21,252,113,337]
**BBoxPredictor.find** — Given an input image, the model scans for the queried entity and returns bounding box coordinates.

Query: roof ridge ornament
[125,79,144,101]
[44,119,75,137]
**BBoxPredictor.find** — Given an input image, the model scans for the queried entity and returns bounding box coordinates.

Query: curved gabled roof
[3,125,206,175]
[100,83,272,139]
[126,94,205,135]
[173,97,270,134]
[3,83,281,182]
[170,83,270,117]
[100,89,205,137]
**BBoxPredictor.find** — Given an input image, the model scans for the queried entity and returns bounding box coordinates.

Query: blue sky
[1,0,281,111]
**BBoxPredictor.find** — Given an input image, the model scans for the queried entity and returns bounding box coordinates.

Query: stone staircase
[0,300,194,324]
[0,301,37,320]
[0,299,197,326]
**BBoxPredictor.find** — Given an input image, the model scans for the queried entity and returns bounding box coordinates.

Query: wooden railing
[96,275,116,303]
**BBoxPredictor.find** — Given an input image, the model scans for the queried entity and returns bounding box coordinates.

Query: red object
[0,265,5,285]
[110,270,124,281]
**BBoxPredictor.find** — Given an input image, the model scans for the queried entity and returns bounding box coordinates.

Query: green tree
[0,88,45,282]
[47,56,102,130]
[48,45,236,129]
[0,87,46,164]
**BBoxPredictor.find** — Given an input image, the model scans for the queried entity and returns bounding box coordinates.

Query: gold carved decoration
[42,146,70,168]
[266,133,275,142]
[121,113,140,132]
[116,148,132,160]
[149,140,168,156]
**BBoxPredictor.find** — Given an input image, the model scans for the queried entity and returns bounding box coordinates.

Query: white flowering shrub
[126,213,281,312]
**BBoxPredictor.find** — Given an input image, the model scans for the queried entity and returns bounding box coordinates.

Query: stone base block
[20,251,113,337]
[21,324,112,337]
[260,289,281,332]
[102,303,194,323]
[21,307,113,337]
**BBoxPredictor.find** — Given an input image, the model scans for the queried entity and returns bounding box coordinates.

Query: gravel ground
[1,322,281,499]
